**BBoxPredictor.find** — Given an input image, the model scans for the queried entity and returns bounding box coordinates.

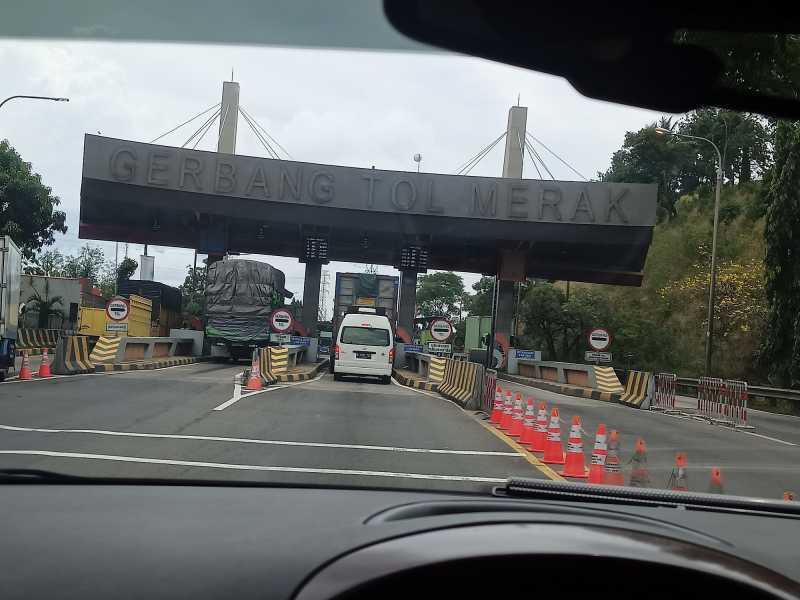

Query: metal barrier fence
[651,372,677,412]
[697,377,752,429]
[481,369,497,415]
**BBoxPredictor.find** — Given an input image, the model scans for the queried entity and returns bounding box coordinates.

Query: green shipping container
[465,316,494,352]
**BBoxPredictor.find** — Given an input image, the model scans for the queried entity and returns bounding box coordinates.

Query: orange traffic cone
[19,351,33,380]
[708,467,724,494]
[530,401,548,453]
[542,408,565,464]
[627,438,650,488]
[560,415,588,478]
[245,349,263,391]
[603,430,624,486]
[490,385,504,424]
[588,424,608,484]
[37,347,52,378]
[668,452,689,491]
[784,491,796,502]
[519,398,536,448]
[499,390,514,430]
[509,392,524,438]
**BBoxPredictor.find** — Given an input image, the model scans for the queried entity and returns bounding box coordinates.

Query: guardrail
[677,377,800,417]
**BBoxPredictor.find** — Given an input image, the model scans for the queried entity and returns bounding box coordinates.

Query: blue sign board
[404,344,424,353]
[515,350,541,360]
[290,336,312,347]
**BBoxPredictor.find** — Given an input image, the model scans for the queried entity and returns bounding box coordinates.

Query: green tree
[416,272,465,319]
[600,124,692,218]
[24,249,66,276]
[117,257,138,281]
[63,244,106,281]
[465,276,494,316]
[179,264,208,317]
[24,284,65,329]
[761,120,800,386]
[0,140,68,259]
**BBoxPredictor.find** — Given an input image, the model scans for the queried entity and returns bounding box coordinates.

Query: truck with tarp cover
[204,258,293,359]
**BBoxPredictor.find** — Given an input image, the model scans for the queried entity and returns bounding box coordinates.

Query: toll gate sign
[429,318,454,342]
[270,309,294,333]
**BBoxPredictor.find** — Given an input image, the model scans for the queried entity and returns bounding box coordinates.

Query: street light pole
[655,127,723,376]
[0,95,69,110]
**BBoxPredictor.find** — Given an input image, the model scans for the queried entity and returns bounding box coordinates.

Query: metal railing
[678,377,800,417]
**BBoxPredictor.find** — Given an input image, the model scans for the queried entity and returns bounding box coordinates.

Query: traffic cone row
[490,386,740,494]
[16,349,53,381]
[18,351,33,380]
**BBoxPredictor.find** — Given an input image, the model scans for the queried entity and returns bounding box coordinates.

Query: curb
[276,359,329,383]
[392,369,440,392]
[498,373,621,404]
[94,356,205,373]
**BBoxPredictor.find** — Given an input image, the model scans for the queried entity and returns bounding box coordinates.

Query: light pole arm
[0,95,69,110]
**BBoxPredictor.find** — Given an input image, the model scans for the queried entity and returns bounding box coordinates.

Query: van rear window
[341,326,390,346]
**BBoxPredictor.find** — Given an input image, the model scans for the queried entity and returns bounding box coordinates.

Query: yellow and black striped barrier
[52,336,93,375]
[94,356,202,372]
[258,347,278,384]
[619,370,652,408]
[89,336,122,364]
[16,328,60,354]
[269,346,289,374]
[593,366,624,394]
[438,359,483,408]
[392,369,440,391]
[428,356,446,383]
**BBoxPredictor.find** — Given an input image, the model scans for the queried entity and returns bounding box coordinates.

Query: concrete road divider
[428,356,446,383]
[16,329,60,355]
[593,367,624,394]
[258,348,277,384]
[89,336,122,364]
[618,370,653,408]
[438,359,484,409]
[94,357,203,372]
[269,347,289,374]
[391,369,439,391]
[52,336,93,375]
[277,359,329,382]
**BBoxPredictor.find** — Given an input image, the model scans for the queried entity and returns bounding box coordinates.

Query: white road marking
[212,373,324,411]
[1,360,216,385]
[739,430,798,447]
[0,424,521,457]
[0,450,507,483]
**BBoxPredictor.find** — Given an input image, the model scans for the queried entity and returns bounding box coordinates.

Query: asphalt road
[2,363,798,498]
[0,363,542,492]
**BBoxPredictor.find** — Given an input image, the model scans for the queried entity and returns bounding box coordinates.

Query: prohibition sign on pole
[271,308,294,333]
[429,318,454,342]
[106,297,130,321]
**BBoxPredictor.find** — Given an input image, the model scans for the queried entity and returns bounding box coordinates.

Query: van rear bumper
[335,362,392,377]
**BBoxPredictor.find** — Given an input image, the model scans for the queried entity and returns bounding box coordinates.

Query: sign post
[428,318,454,343]
[105,296,130,334]
[587,327,612,365]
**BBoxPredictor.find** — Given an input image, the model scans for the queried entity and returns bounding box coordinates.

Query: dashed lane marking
[0,424,522,457]
[0,450,508,484]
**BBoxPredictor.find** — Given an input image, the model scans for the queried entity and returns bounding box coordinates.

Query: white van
[332,308,394,384]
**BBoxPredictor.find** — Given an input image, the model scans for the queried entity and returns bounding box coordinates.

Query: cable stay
[524,139,555,180]
[238,107,281,159]
[181,107,221,148]
[453,131,507,175]
[192,110,221,149]
[525,131,589,181]
[149,103,220,144]
[240,105,293,159]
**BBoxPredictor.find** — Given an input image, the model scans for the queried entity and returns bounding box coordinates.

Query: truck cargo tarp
[205,259,291,318]
[206,316,271,344]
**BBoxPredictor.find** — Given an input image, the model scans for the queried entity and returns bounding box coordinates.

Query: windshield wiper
[497,477,800,518]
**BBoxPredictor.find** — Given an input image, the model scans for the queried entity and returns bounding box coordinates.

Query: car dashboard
[2,483,800,599]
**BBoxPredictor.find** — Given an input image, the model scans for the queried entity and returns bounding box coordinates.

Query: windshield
[1,5,798,509]
[341,327,390,346]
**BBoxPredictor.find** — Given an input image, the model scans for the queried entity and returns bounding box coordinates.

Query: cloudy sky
[0,33,666,317]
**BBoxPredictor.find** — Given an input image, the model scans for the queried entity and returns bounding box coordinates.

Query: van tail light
[334,344,340,360]
[388,347,395,363]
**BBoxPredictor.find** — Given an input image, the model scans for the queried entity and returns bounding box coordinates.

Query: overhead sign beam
[80,135,658,285]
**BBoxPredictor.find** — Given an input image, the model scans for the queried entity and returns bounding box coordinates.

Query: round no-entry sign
[270,308,294,333]
[106,297,130,321]
[429,318,454,342]
[588,327,612,351]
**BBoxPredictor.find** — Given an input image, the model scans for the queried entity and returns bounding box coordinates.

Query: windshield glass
[0,6,798,507]
[341,327,390,346]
